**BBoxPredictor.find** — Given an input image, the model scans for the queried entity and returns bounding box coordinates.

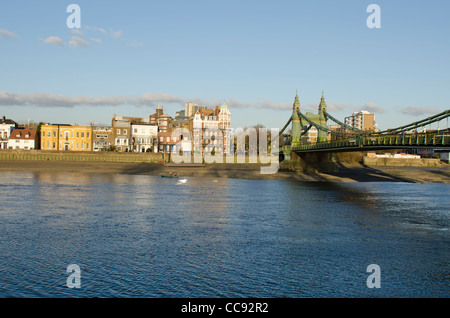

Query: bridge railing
[290,132,450,152]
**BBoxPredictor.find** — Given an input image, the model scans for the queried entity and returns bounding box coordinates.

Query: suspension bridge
[278,92,450,159]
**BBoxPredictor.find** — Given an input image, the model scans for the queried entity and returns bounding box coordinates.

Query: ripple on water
[0,172,449,297]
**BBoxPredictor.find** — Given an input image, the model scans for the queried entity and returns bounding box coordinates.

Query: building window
[123,129,127,135]
[81,132,84,138]
[117,129,121,135]
[87,132,90,138]
[52,142,56,149]
[76,132,79,138]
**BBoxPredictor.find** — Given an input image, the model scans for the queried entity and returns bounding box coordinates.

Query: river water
[0,171,448,298]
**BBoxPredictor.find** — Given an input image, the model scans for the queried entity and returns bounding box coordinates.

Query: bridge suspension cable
[324,109,450,136]
[373,109,450,135]
[301,125,313,136]
[282,108,450,146]
[296,110,356,136]
[279,116,292,136]
[271,116,292,144]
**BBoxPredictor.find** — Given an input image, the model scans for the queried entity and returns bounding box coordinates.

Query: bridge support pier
[439,152,450,164]
[287,151,337,172]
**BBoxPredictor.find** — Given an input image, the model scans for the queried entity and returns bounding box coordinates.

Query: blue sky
[1,0,449,130]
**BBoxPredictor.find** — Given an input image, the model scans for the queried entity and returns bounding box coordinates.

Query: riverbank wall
[362,156,443,167]
[1,150,447,169]
[0,150,163,163]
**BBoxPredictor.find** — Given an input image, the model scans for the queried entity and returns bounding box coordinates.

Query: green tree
[36,122,43,149]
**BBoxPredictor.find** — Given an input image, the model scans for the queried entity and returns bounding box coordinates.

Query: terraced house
[112,115,131,152]
[41,124,92,151]
[7,128,38,150]
[0,116,17,149]
[92,125,114,151]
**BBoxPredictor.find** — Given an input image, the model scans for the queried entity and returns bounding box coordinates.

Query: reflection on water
[0,171,448,298]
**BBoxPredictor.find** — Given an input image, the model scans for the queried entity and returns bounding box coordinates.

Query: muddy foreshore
[0,160,449,183]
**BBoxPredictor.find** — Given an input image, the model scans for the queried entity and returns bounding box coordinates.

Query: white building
[0,116,17,149]
[131,124,158,153]
[218,103,231,154]
[7,129,38,150]
[192,103,232,154]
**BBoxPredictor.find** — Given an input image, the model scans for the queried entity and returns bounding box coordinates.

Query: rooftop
[0,116,16,125]
[9,128,37,140]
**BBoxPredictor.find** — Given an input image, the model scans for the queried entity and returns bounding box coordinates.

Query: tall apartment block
[344,111,376,131]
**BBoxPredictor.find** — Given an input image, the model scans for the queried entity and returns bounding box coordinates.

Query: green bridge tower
[290,91,329,147]
[317,92,328,143]
[291,91,302,147]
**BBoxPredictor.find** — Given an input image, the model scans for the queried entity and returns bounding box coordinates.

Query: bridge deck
[289,133,450,153]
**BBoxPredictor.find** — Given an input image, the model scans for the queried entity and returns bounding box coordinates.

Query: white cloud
[81,26,107,34]
[65,26,123,47]
[325,102,350,112]
[362,102,384,113]
[112,30,122,38]
[43,36,64,46]
[0,91,185,108]
[69,36,91,48]
[0,91,293,111]
[0,91,128,107]
[306,101,350,112]
[251,99,290,110]
[90,38,102,44]
[0,28,17,39]
[399,106,441,116]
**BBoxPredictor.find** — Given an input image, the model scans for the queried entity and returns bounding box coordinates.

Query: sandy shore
[0,160,449,183]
